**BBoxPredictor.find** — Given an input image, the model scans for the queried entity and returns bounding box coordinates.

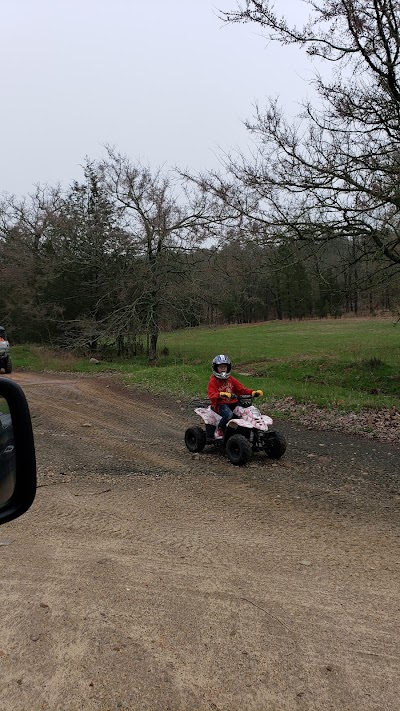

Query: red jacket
[207,374,253,411]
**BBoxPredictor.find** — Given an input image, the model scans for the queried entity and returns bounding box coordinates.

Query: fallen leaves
[266,399,400,444]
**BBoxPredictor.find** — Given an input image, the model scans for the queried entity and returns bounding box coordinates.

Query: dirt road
[1,372,399,711]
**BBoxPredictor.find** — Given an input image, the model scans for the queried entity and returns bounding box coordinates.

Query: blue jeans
[217,402,238,430]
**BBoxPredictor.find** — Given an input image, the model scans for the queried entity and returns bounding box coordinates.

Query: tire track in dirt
[13,372,189,473]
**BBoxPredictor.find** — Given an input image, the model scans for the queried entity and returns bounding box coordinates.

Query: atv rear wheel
[4,356,12,374]
[184,426,206,453]
[264,430,287,459]
[226,434,252,466]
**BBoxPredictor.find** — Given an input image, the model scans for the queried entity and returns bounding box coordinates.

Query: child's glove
[252,390,263,398]
[219,391,232,399]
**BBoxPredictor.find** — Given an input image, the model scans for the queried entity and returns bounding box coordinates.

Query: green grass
[158,318,399,364]
[10,318,400,411]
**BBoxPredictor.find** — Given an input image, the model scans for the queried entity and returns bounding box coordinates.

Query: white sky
[1,0,313,196]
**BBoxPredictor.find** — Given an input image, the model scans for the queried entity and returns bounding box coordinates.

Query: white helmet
[212,354,232,380]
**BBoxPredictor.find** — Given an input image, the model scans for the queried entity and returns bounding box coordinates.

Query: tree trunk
[148,323,159,361]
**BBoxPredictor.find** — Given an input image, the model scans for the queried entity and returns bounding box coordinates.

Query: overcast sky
[1,0,313,196]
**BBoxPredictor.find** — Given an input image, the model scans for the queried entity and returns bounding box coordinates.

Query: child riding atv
[184,355,286,465]
[208,354,263,438]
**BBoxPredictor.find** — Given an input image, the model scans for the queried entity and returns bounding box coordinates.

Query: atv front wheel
[4,356,12,374]
[264,431,287,459]
[184,426,206,453]
[226,434,252,466]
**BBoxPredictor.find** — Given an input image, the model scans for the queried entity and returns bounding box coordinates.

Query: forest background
[1,1,400,367]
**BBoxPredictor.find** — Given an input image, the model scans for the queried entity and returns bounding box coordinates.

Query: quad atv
[185,394,286,466]
[0,328,12,374]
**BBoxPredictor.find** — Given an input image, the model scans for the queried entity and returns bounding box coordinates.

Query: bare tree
[98,148,225,360]
[216,0,400,269]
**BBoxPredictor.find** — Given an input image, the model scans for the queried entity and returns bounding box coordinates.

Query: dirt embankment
[0,372,399,711]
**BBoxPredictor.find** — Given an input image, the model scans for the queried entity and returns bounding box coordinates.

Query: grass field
[11,318,400,412]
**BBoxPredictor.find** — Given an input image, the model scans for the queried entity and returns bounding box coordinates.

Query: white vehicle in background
[0,327,12,374]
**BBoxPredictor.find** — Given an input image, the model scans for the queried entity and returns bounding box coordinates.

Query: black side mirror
[0,378,36,524]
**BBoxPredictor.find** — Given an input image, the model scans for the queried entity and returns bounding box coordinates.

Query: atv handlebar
[188,393,262,410]
[220,392,261,400]
[236,394,256,407]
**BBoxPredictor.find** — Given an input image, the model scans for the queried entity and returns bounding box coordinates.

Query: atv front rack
[188,398,211,409]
